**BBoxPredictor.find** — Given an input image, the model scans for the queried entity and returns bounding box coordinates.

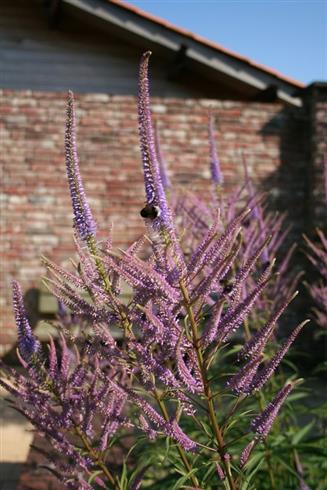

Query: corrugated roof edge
[109,0,305,89]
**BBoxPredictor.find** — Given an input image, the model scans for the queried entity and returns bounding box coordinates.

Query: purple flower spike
[176,341,202,393]
[167,419,198,453]
[139,415,157,440]
[155,122,171,189]
[250,320,309,392]
[239,291,299,360]
[208,112,223,185]
[241,151,262,221]
[65,91,96,241]
[216,462,225,480]
[12,280,40,361]
[226,354,263,395]
[138,52,185,274]
[138,52,171,229]
[294,452,311,490]
[240,440,255,468]
[250,383,294,439]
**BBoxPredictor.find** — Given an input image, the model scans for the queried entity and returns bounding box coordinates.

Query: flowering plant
[303,155,327,332]
[304,229,327,330]
[1,52,325,489]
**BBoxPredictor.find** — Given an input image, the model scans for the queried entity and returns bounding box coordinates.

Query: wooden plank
[0,0,201,97]
[0,49,137,67]
[0,39,133,56]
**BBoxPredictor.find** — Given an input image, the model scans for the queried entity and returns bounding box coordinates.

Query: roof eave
[63,0,304,106]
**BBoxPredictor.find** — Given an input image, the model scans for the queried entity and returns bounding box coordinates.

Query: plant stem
[223,395,246,428]
[75,425,119,490]
[153,389,200,488]
[179,279,237,490]
[257,393,276,489]
[246,313,275,488]
[87,237,132,336]
[243,318,251,342]
[87,236,112,291]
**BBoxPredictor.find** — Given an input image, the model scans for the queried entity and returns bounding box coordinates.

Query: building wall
[305,84,327,229]
[0,89,312,352]
[0,0,180,95]
[0,0,236,98]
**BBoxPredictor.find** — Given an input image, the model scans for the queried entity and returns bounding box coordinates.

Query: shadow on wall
[258,106,326,367]
[0,463,24,489]
[259,105,310,239]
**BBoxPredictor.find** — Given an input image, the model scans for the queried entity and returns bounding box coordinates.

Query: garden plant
[1,52,326,489]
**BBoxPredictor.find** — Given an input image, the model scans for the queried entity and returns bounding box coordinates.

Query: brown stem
[179,279,237,490]
[264,442,276,489]
[87,237,132,337]
[243,318,251,342]
[75,426,119,490]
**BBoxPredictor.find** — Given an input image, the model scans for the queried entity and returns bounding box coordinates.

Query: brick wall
[0,90,314,352]
[304,83,327,230]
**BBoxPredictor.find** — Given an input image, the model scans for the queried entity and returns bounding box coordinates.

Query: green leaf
[198,420,214,439]
[202,462,217,484]
[275,455,300,479]
[171,467,198,490]
[119,462,128,488]
[161,436,171,463]
[88,470,103,485]
[292,420,315,445]
[241,458,265,489]
[242,452,264,473]
[286,392,309,402]
[223,418,240,433]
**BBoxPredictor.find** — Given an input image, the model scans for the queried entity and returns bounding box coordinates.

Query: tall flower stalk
[65,91,96,242]
[12,280,40,362]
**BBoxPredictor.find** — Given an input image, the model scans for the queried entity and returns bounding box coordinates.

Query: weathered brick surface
[1,89,324,351]
[304,83,327,229]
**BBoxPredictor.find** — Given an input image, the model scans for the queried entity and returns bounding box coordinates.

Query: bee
[262,260,271,271]
[220,278,234,295]
[222,283,233,294]
[140,204,161,219]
